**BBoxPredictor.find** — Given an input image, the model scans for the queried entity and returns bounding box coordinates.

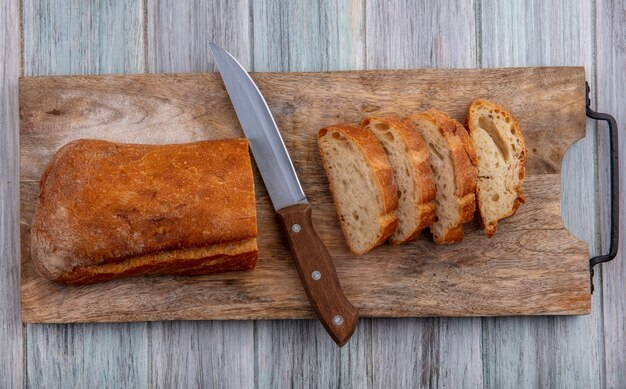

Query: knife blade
[210,43,358,346]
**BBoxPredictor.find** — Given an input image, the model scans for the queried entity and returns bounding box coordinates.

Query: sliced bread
[405,110,477,244]
[362,116,436,244]
[318,124,398,254]
[466,100,526,237]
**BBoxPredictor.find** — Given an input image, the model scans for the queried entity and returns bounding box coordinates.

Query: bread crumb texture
[362,116,436,244]
[405,111,477,244]
[467,100,526,237]
[318,124,398,254]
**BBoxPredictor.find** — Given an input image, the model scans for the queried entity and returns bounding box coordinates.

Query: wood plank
[22,0,144,76]
[365,2,482,387]
[371,318,482,388]
[150,321,254,388]
[26,323,148,388]
[252,0,371,388]
[144,1,255,387]
[147,0,251,74]
[252,3,367,386]
[19,68,589,323]
[256,320,370,388]
[597,0,626,387]
[21,0,149,387]
[0,0,22,386]
[365,0,476,69]
[479,1,603,387]
[252,0,365,72]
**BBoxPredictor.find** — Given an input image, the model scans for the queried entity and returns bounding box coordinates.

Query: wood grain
[366,0,475,69]
[19,67,589,323]
[371,317,482,388]
[26,323,148,388]
[0,0,22,387]
[150,320,254,388]
[22,0,144,76]
[144,2,255,388]
[256,319,371,388]
[479,1,605,388]
[20,1,150,388]
[252,0,365,72]
[147,0,250,74]
[597,0,626,387]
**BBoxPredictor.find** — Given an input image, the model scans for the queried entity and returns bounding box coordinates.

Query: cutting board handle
[586,81,620,292]
[277,203,359,347]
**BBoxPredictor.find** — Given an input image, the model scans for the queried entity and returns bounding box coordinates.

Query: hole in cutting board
[560,124,597,244]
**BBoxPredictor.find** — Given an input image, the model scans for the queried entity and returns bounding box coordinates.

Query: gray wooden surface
[1,0,22,387]
[1,0,624,387]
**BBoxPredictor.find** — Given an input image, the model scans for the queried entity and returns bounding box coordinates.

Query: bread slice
[466,100,527,237]
[318,124,398,254]
[405,110,477,244]
[362,116,436,244]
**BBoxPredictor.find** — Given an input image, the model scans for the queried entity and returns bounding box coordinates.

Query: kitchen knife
[209,43,358,346]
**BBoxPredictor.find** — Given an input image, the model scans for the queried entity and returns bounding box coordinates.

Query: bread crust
[362,116,436,244]
[466,100,526,237]
[31,139,258,284]
[420,110,478,199]
[405,111,477,244]
[318,124,398,254]
[49,239,259,285]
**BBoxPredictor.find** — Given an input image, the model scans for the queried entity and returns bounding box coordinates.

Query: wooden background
[1,0,624,387]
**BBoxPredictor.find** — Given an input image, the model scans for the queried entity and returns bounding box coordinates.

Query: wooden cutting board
[19,67,590,323]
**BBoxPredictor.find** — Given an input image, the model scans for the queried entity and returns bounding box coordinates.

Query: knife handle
[277,203,359,347]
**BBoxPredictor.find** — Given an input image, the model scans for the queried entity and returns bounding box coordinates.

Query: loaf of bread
[467,100,526,237]
[318,124,398,254]
[405,110,477,244]
[362,116,436,244]
[30,139,258,285]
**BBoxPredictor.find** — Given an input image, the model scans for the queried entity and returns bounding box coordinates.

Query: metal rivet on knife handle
[291,224,301,233]
[277,203,359,346]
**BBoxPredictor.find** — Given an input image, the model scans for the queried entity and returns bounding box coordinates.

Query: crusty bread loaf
[30,139,258,285]
[362,116,436,244]
[318,124,398,254]
[467,100,526,237]
[405,110,477,244]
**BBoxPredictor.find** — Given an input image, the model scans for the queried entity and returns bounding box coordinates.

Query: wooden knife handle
[277,203,359,347]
